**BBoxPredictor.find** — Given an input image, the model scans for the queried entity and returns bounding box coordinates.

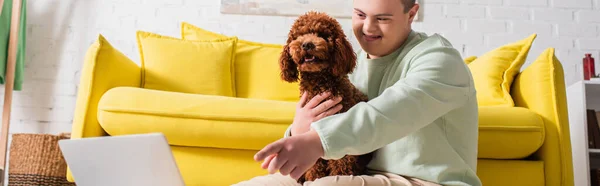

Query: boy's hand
[291,92,343,136]
[254,129,325,180]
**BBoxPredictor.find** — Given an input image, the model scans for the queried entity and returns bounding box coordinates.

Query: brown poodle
[279,11,373,183]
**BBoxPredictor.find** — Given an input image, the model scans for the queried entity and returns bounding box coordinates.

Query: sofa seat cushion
[97,87,294,151]
[478,106,545,159]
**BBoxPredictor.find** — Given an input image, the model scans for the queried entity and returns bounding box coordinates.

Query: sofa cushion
[135,30,238,96]
[478,106,545,159]
[468,34,536,107]
[181,22,301,102]
[464,56,477,65]
[97,87,294,151]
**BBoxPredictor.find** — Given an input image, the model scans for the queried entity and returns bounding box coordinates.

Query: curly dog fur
[279,11,373,183]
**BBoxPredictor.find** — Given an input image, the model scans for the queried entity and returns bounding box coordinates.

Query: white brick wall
[533,8,574,23]
[553,0,593,9]
[488,7,531,19]
[507,0,548,7]
[465,19,507,33]
[578,10,600,23]
[0,0,597,145]
[446,5,486,18]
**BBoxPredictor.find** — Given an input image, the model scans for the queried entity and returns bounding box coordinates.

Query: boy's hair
[401,0,416,13]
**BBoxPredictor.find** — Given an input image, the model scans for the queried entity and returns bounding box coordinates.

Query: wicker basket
[7,133,75,186]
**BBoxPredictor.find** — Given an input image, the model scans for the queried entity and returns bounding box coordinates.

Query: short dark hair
[402,0,416,13]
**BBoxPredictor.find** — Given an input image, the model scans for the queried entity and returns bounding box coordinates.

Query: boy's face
[352,0,419,59]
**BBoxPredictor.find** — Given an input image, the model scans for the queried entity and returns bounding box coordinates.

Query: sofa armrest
[510,48,574,186]
[71,35,142,140]
[68,35,141,182]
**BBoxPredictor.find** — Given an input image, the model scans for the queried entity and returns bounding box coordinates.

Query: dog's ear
[331,36,357,76]
[279,44,299,82]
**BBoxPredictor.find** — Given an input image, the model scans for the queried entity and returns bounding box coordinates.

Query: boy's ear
[408,3,420,22]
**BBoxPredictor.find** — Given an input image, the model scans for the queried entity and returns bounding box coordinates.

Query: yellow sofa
[67,23,574,186]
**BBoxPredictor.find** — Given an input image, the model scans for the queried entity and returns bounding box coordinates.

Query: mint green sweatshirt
[284,30,482,186]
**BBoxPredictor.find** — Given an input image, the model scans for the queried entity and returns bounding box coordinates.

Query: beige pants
[232,171,441,186]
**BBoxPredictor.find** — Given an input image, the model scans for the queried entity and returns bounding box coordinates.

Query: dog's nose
[302,42,315,50]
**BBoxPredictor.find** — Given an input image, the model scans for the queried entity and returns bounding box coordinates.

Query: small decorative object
[7,133,75,186]
[584,53,595,80]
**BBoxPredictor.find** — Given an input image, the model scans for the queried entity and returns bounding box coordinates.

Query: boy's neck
[367,54,379,59]
[366,46,399,59]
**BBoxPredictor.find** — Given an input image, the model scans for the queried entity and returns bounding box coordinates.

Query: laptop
[58,133,185,186]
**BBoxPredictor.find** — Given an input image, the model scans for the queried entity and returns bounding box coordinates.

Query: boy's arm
[310,46,474,160]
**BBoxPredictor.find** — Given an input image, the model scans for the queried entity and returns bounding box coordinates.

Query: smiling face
[352,0,419,59]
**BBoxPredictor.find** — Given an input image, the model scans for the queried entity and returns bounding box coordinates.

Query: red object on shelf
[584,53,596,80]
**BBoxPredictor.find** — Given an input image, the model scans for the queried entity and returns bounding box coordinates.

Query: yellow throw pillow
[181,22,300,102]
[468,34,537,107]
[464,56,477,65]
[136,31,237,96]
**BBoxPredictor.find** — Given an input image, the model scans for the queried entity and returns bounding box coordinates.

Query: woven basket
[8,133,75,186]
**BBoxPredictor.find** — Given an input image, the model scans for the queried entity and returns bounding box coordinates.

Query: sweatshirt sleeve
[310,46,475,160]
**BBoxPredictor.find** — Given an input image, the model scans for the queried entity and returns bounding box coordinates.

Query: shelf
[591,149,600,169]
[591,149,600,154]
[585,80,600,85]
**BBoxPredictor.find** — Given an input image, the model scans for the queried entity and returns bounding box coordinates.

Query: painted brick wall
[0,0,598,141]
